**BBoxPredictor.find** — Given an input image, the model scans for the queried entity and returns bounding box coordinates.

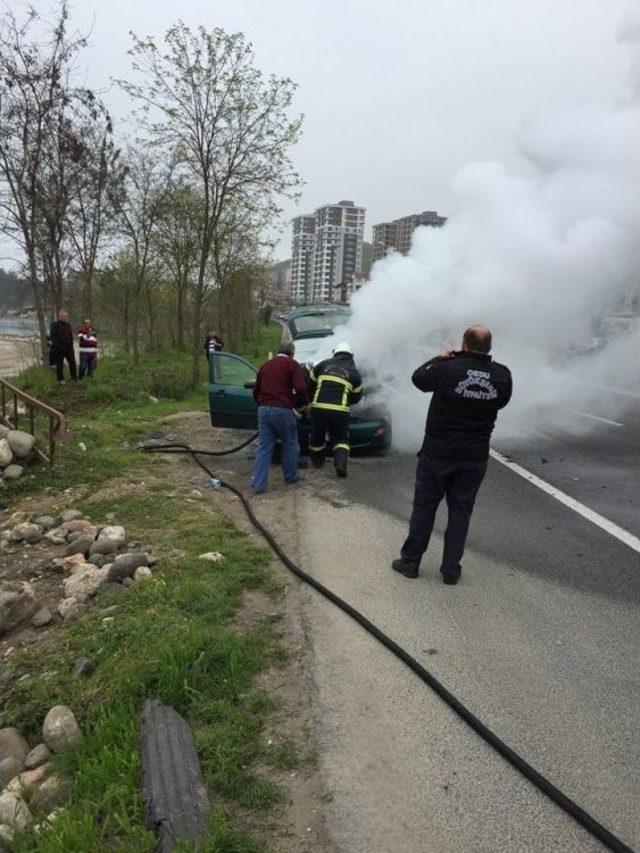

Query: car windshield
[291,312,350,337]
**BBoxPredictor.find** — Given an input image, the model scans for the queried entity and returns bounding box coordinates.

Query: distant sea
[0,316,38,337]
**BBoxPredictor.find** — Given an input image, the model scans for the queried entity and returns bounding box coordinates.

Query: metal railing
[0,378,67,466]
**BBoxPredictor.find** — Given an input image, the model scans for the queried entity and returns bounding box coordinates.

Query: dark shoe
[285,476,303,485]
[335,467,347,478]
[392,558,419,579]
[298,458,309,469]
[441,571,460,585]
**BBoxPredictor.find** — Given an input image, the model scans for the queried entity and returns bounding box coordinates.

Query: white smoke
[335,14,640,451]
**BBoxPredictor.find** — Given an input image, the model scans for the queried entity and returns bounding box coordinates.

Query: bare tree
[115,147,173,362]
[154,182,202,349]
[119,22,302,384]
[68,106,125,317]
[0,1,89,357]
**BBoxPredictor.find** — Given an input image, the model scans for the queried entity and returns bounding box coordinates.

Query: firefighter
[308,342,362,478]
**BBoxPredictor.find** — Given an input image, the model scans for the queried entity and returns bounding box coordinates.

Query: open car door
[208,352,258,430]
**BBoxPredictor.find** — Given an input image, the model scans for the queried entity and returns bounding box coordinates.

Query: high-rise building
[290,201,366,303]
[372,210,447,262]
[291,215,316,302]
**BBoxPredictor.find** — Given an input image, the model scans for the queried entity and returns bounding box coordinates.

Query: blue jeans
[401,454,487,578]
[251,406,300,493]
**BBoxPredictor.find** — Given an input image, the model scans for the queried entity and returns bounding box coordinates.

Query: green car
[208,351,391,453]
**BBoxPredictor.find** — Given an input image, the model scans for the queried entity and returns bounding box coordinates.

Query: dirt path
[152,411,333,851]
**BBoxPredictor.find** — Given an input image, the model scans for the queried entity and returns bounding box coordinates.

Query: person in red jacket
[251,342,309,494]
[77,318,98,379]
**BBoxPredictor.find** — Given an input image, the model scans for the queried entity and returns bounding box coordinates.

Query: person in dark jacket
[392,325,512,583]
[308,342,362,478]
[49,309,77,382]
[251,342,309,494]
[204,331,224,358]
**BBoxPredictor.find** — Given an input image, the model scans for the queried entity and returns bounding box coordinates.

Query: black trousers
[401,454,487,578]
[53,347,77,381]
[309,408,350,472]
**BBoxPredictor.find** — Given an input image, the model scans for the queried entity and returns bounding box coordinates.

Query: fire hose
[140,438,634,853]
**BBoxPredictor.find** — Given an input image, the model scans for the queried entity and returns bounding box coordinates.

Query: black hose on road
[141,440,635,853]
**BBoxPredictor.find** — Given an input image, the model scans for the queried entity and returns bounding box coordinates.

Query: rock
[45,530,67,545]
[133,566,152,582]
[5,763,48,795]
[0,824,14,851]
[64,535,95,557]
[60,509,84,523]
[121,577,134,588]
[86,553,110,568]
[0,440,12,468]
[63,566,108,602]
[107,552,148,583]
[0,792,31,831]
[148,395,159,403]
[3,465,23,480]
[0,756,23,787]
[94,524,126,551]
[147,554,159,566]
[6,430,36,460]
[63,519,93,533]
[199,551,224,563]
[24,744,51,771]
[21,524,43,544]
[0,582,37,635]
[30,774,71,814]
[33,515,56,530]
[57,597,83,621]
[0,729,29,765]
[88,538,118,556]
[72,658,95,678]
[31,607,54,629]
[51,553,87,574]
[42,707,82,753]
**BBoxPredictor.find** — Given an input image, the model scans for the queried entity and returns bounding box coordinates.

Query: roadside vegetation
[0,324,301,851]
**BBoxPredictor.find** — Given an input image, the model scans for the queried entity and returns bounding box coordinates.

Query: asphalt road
[298,394,640,852]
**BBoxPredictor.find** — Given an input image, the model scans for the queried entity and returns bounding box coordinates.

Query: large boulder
[5,764,49,795]
[31,607,54,629]
[0,729,29,765]
[6,431,35,460]
[42,707,82,753]
[0,582,37,635]
[106,552,149,583]
[33,515,56,530]
[95,524,126,549]
[64,519,94,534]
[0,440,12,468]
[0,791,31,831]
[63,565,108,602]
[19,523,43,544]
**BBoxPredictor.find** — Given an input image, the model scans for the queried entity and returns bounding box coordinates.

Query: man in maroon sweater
[251,342,309,493]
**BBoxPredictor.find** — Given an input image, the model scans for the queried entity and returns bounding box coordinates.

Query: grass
[1,325,300,851]
[0,327,282,508]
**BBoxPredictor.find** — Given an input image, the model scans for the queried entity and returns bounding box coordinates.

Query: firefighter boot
[333,444,349,478]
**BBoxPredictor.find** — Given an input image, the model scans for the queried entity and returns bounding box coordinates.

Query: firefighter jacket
[309,353,363,413]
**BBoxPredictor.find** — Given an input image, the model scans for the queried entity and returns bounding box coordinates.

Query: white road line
[489,448,640,555]
[561,407,624,427]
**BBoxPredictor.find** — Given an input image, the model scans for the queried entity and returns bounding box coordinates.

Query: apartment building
[290,201,366,303]
[372,210,447,261]
[290,214,317,302]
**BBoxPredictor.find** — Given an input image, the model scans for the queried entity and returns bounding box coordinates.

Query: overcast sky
[8,0,634,262]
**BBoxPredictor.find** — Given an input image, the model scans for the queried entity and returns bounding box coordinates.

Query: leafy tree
[119,22,302,383]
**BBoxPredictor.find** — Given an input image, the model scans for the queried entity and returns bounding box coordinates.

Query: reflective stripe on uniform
[309,443,326,452]
[333,442,350,452]
[311,402,349,412]
[352,385,362,394]
[312,373,354,408]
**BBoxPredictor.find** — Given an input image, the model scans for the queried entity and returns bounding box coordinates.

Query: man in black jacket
[308,342,362,478]
[392,325,512,583]
[49,309,77,382]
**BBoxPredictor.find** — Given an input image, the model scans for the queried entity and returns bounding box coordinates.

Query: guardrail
[0,378,67,466]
